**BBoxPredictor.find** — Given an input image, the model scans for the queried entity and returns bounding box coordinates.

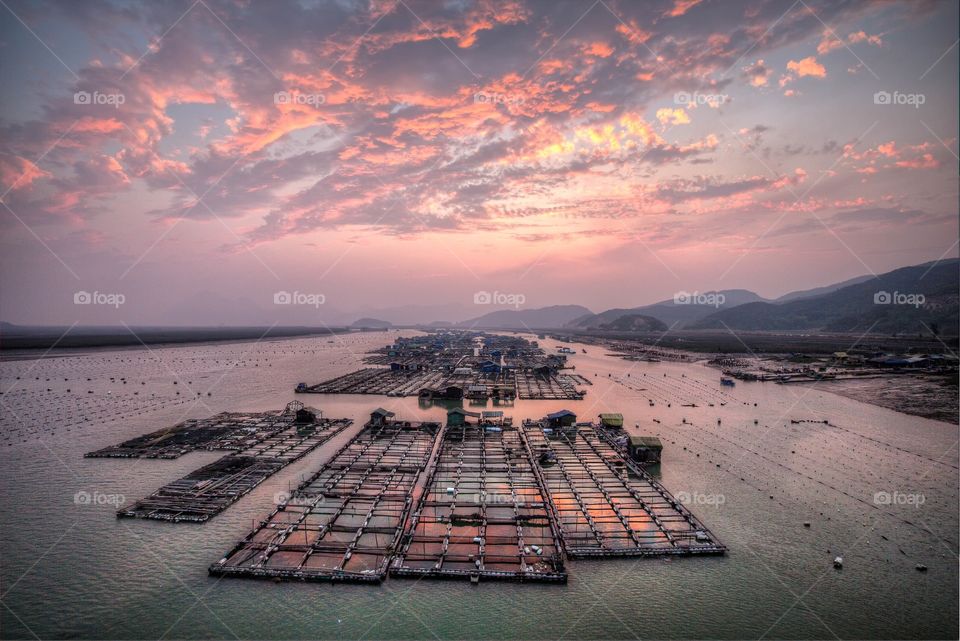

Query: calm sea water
[1,332,957,640]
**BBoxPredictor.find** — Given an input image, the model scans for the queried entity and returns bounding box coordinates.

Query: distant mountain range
[690,260,957,333]
[449,260,958,335]
[568,289,764,330]
[456,305,592,329]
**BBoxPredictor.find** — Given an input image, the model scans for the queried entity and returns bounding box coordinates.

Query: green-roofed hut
[598,413,624,429]
[627,436,663,463]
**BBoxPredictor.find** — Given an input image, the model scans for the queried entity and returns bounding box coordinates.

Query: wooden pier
[522,422,725,557]
[209,417,441,583]
[390,420,567,583]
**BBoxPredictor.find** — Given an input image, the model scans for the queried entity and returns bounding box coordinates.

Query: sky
[0,0,957,326]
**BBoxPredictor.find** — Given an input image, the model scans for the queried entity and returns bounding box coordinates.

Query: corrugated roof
[629,436,662,449]
[598,413,624,426]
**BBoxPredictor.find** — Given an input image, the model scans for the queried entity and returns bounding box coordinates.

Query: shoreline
[0,325,388,357]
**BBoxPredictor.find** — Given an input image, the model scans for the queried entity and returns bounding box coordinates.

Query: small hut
[546,410,577,428]
[598,413,624,429]
[627,436,662,463]
[447,408,482,426]
[369,408,396,426]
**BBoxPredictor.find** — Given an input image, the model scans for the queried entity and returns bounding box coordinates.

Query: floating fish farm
[209,416,442,582]
[209,408,725,584]
[296,331,588,401]
[391,418,566,582]
[88,403,351,522]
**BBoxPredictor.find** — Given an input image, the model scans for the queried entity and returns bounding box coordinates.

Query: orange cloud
[666,0,703,17]
[655,107,691,126]
[584,41,614,58]
[786,56,826,78]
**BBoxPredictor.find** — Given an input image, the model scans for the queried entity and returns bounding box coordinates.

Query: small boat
[833,555,843,568]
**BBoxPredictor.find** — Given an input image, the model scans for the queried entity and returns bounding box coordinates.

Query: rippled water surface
[1,332,957,639]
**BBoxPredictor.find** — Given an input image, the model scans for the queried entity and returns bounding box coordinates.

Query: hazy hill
[568,289,765,330]
[595,314,669,332]
[776,274,875,303]
[458,305,592,329]
[691,260,958,334]
[350,317,392,329]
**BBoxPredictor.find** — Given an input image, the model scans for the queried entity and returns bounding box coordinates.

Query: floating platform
[523,422,725,557]
[390,421,566,583]
[209,418,441,583]
[209,407,725,585]
[86,411,311,459]
[117,416,351,522]
[297,331,584,400]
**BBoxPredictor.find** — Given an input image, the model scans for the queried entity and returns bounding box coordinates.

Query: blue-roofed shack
[546,410,577,428]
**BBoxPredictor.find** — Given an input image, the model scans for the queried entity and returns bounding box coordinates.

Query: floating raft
[85,411,307,459]
[117,418,351,522]
[523,423,725,557]
[209,419,441,583]
[391,423,566,583]
[297,331,583,400]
